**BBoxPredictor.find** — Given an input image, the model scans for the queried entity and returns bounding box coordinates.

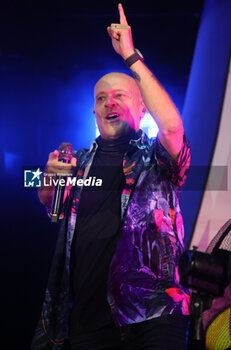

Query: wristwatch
[125,49,144,67]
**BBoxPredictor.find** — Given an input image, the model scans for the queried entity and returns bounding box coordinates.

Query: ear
[140,102,147,119]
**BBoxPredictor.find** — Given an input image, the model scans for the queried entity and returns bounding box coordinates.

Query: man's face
[94,73,146,140]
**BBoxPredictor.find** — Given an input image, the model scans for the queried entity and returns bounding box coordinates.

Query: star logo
[31,168,43,181]
[24,168,43,188]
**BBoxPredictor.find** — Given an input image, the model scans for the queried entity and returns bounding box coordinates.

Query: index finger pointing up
[118,3,128,25]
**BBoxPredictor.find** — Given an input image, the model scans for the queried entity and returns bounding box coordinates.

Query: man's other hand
[46,150,77,176]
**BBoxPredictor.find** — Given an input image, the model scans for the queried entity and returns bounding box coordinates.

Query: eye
[116,93,124,98]
[97,95,105,102]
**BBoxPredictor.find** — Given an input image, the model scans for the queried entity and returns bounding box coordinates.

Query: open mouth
[106,114,120,120]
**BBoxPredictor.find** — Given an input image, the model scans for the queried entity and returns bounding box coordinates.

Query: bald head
[94,72,142,100]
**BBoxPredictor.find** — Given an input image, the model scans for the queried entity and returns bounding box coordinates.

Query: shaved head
[94,72,142,99]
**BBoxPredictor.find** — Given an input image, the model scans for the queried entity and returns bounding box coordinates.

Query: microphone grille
[58,142,73,162]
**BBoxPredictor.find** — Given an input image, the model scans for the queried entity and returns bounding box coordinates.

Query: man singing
[32,3,191,350]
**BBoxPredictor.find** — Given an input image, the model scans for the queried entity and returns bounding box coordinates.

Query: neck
[97,129,139,154]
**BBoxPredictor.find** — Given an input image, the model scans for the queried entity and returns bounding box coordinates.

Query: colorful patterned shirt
[31,130,191,349]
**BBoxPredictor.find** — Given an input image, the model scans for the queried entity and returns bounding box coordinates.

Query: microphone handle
[51,174,66,223]
[50,142,73,223]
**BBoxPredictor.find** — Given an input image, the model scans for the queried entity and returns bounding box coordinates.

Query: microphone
[51,142,73,223]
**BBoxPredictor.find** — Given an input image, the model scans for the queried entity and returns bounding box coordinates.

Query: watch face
[135,49,144,60]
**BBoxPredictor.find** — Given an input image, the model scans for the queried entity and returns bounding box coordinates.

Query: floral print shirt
[32,130,191,349]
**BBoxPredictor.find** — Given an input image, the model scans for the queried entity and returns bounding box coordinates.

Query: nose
[105,96,117,108]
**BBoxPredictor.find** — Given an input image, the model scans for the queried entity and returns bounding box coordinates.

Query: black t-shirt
[69,132,137,336]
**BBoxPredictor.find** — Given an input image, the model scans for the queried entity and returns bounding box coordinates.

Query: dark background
[0,0,204,348]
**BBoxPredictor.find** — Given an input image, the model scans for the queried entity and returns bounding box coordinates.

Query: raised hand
[107,3,135,59]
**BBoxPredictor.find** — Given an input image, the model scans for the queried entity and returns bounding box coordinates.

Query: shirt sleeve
[154,134,191,187]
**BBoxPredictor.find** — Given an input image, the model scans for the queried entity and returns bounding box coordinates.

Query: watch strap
[125,49,144,67]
